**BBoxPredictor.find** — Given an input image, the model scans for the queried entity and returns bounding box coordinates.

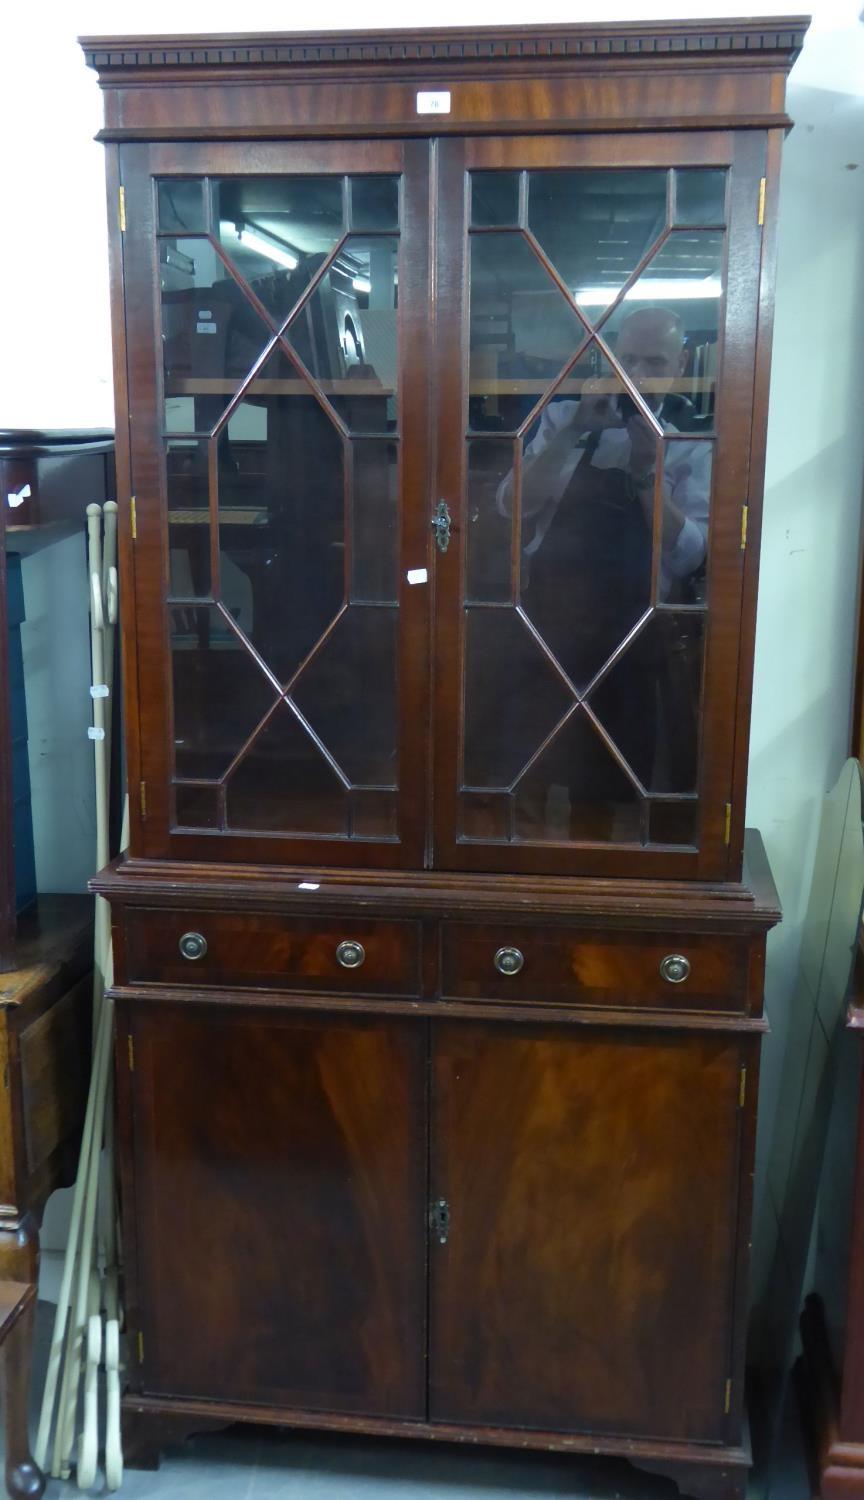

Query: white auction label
[407,568,428,585]
[416,90,451,114]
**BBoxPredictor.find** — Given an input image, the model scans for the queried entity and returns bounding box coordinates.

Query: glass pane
[166,440,211,597]
[468,233,589,435]
[661,438,712,604]
[466,440,515,605]
[352,789,398,839]
[171,604,278,779]
[214,360,345,683]
[174,783,222,830]
[674,170,727,226]
[158,179,206,234]
[513,707,642,844]
[461,790,511,842]
[601,231,724,433]
[226,700,348,835]
[517,343,658,691]
[351,176,400,231]
[293,608,398,787]
[161,236,273,428]
[471,172,520,227]
[528,170,668,323]
[649,799,698,846]
[587,611,705,794]
[213,175,344,332]
[283,235,398,433]
[463,608,572,789]
[352,442,398,604]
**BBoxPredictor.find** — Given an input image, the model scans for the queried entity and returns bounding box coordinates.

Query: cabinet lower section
[102,853,780,1498]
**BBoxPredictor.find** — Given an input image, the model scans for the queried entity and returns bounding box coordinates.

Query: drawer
[125,908,421,996]
[441,923,748,1011]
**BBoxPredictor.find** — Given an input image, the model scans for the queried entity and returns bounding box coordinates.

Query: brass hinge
[740,504,749,551]
[739,1066,747,1109]
[137,1331,144,1364]
[139,780,147,821]
[127,1034,135,1072]
[757,177,766,227]
[724,803,732,845]
[130,494,137,540]
[724,1377,732,1415]
[119,186,126,233]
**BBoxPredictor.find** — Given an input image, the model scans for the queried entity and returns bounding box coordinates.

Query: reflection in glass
[461,790,511,842]
[513,708,641,844]
[466,440,516,604]
[213,373,345,680]
[166,440,211,597]
[174,783,221,830]
[601,230,723,433]
[516,343,658,690]
[158,180,206,234]
[674,170,727,226]
[352,789,398,839]
[471,172,520,227]
[649,799,698,847]
[529,169,667,320]
[293,608,398,787]
[469,233,588,434]
[588,611,705,794]
[351,176,400,231]
[226,701,348,835]
[352,442,399,603]
[171,604,278,780]
[463,609,571,789]
[160,237,274,424]
[284,236,399,433]
[160,173,405,844]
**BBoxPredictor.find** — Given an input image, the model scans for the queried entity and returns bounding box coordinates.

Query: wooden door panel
[129,1000,427,1417]
[430,1020,744,1440]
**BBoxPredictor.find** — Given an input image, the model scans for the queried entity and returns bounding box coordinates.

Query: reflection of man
[498,307,710,604]
[491,307,712,837]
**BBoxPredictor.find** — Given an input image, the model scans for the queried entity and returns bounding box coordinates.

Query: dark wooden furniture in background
[0,430,113,967]
[85,20,805,1500]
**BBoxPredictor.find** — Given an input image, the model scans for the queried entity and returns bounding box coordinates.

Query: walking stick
[35,501,125,1489]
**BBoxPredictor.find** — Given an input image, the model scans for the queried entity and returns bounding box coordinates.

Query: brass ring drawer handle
[660,954,690,984]
[179,931,207,961]
[494,946,524,976]
[336,940,366,970]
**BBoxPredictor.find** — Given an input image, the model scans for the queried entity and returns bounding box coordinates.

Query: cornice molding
[80,19,808,77]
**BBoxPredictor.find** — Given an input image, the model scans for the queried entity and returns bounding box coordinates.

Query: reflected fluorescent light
[576,276,722,307]
[220,220,298,270]
[352,276,372,293]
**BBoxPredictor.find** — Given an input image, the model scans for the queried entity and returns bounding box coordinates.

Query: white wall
[3,1,863,1271]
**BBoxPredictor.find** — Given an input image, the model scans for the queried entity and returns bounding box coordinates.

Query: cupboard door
[121,140,431,866]
[430,1020,746,1441]
[433,133,764,879]
[126,1000,427,1417]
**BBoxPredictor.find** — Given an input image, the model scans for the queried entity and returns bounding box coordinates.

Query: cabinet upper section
[82,19,807,141]
[86,24,806,884]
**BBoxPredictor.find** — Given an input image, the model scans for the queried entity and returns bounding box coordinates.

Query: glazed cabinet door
[433,133,765,879]
[120,141,430,866]
[429,1020,748,1441]
[122,1000,427,1416]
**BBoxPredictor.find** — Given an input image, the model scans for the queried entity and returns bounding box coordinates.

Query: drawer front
[125,909,421,996]
[441,923,748,1011]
